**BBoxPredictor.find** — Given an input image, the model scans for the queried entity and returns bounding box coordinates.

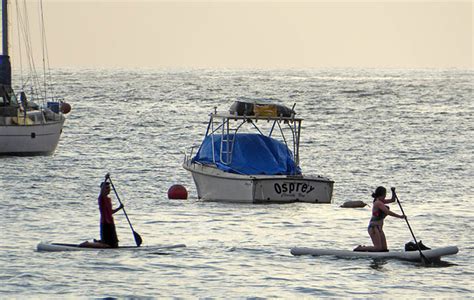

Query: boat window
[9,92,18,105]
[0,87,8,106]
[0,86,18,106]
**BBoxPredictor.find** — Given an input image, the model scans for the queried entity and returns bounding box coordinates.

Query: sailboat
[0,0,70,155]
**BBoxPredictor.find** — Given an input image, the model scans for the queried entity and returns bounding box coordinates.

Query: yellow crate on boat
[253,104,277,117]
[12,113,34,125]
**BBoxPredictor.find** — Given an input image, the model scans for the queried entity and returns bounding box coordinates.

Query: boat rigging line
[12,0,55,104]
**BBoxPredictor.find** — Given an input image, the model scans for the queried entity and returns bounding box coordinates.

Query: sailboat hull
[0,119,65,155]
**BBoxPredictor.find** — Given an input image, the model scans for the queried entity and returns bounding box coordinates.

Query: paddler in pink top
[97,181,123,248]
[80,180,124,248]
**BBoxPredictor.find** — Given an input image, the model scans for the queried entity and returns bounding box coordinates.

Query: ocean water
[1,68,473,298]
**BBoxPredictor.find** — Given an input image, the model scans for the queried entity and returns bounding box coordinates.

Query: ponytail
[372,186,386,200]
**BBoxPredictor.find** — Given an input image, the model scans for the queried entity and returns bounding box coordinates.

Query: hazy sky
[7,1,473,69]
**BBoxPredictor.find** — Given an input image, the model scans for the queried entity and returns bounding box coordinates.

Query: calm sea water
[1,69,473,298]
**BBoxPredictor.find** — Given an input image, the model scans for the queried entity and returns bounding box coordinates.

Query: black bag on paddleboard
[405,240,431,251]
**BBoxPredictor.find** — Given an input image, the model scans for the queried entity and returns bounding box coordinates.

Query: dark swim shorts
[100,223,119,248]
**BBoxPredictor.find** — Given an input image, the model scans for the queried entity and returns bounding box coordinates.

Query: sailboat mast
[2,0,8,56]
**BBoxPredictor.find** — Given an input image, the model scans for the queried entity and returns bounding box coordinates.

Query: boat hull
[290,246,459,262]
[0,119,64,155]
[184,161,334,203]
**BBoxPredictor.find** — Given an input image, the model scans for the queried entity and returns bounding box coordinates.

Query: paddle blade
[134,231,143,247]
[419,252,432,265]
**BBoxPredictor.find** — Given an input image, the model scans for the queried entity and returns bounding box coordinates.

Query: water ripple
[1,68,472,298]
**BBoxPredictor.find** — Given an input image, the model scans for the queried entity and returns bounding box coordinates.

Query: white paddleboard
[290,246,458,262]
[37,242,186,252]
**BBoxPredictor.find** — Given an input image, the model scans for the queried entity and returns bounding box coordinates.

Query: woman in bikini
[354,186,405,252]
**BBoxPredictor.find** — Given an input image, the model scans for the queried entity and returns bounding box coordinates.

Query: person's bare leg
[79,241,111,248]
[354,227,383,251]
[380,230,388,251]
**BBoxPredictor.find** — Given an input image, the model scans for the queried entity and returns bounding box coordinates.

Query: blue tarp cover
[192,133,301,175]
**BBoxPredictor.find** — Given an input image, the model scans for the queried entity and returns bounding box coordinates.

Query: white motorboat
[183,99,334,203]
[0,0,70,156]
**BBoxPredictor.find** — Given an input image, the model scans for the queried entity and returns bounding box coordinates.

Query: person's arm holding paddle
[375,200,405,219]
[99,182,123,217]
[112,203,124,214]
[380,190,396,204]
[102,175,123,214]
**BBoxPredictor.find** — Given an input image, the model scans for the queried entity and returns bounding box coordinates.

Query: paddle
[105,173,143,247]
[391,187,430,264]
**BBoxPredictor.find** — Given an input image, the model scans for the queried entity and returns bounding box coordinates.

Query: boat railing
[207,112,303,167]
[183,145,199,165]
[209,111,299,122]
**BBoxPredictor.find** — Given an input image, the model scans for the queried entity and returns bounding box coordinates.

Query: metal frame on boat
[183,100,334,204]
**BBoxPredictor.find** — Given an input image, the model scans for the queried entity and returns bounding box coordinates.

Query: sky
[6,0,473,69]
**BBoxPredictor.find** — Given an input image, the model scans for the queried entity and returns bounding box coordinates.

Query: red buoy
[168,184,188,200]
[60,102,72,114]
